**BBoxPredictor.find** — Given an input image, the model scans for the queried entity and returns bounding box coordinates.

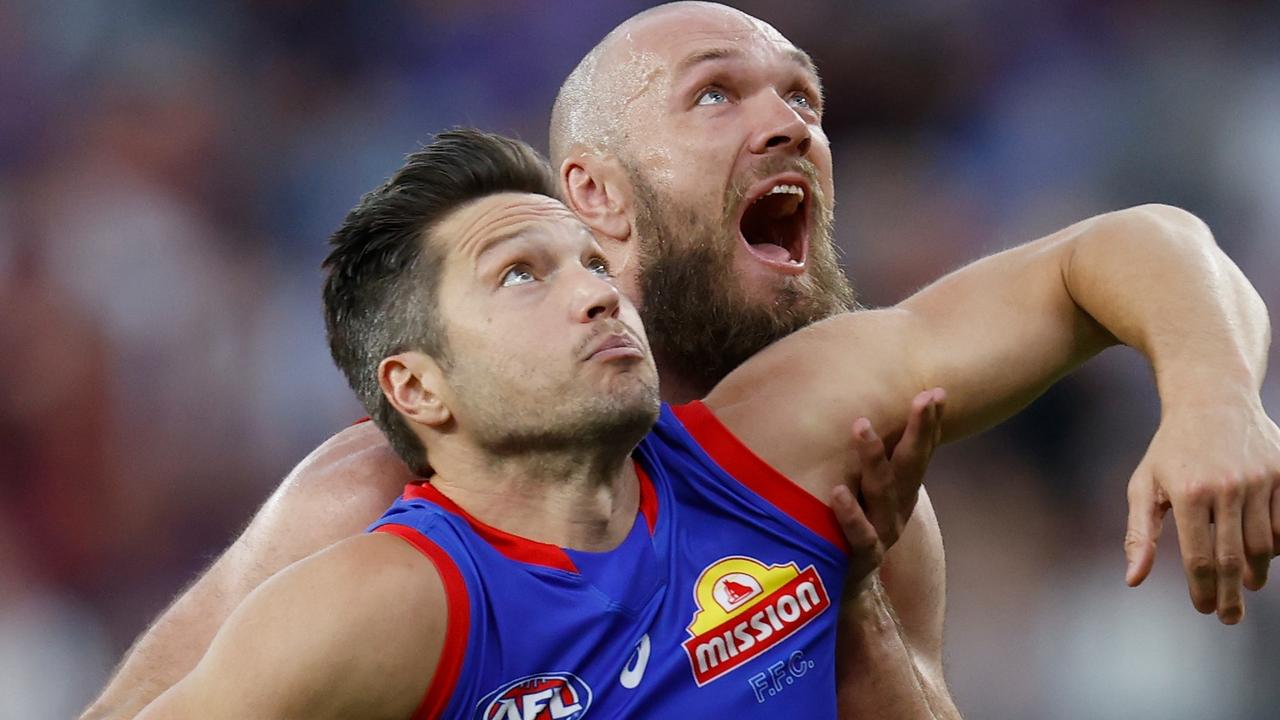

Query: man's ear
[561,153,633,241]
[377,352,451,428]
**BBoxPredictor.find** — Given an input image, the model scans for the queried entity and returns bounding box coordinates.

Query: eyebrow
[471,221,592,261]
[472,229,529,263]
[673,46,822,84]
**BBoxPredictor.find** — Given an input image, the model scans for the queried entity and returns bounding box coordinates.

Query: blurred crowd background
[1,1,1278,717]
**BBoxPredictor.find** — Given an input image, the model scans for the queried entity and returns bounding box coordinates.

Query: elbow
[1117,203,1216,248]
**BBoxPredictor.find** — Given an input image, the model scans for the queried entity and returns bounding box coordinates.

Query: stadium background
[1,1,1278,717]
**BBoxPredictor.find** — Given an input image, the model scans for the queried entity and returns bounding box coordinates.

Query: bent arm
[711,203,1265,710]
[900,203,1268,439]
[136,533,444,720]
[82,422,415,720]
[709,203,1268,497]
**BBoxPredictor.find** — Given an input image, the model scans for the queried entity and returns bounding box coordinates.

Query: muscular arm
[82,422,415,720]
[714,205,1272,597]
[712,203,1271,714]
[136,533,444,720]
[713,204,1267,485]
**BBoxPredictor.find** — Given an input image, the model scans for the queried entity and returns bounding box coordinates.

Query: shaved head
[549,2,852,400]
[549,2,806,168]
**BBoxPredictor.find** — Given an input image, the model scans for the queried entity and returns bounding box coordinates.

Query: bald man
[84,3,1280,719]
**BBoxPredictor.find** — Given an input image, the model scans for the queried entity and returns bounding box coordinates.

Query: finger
[929,387,947,446]
[1214,488,1246,624]
[888,391,937,489]
[1171,492,1216,615]
[852,418,898,544]
[1272,486,1280,558]
[1124,475,1165,587]
[831,484,884,583]
[1241,478,1273,591]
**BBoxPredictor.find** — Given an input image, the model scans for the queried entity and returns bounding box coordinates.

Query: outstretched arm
[710,203,1275,622]
[136,533,444,720]
[81,422,415,720]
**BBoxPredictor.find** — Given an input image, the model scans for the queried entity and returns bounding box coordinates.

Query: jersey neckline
[401,459,659,574]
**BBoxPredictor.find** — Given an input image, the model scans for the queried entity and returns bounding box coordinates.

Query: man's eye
[587,257,613,278]
[787,93,812,110]
[500,266,535,287]
[696,88,729,106]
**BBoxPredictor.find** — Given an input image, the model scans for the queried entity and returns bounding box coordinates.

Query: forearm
[85,425,413,719]
[836,577,959,719]
[81,569,235,720]
[1066,204,1270,401]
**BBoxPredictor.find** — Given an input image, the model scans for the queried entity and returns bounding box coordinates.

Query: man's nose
[747,92,812,157]
[571,268,621,322]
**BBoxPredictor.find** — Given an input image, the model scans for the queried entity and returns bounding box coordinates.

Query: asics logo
[618,633,651,689]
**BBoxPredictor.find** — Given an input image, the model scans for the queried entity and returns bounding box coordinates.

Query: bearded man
[84,4,1280,720]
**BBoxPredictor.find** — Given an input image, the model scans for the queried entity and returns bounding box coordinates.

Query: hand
[1124,397,1280,624]
[831,388,946,590]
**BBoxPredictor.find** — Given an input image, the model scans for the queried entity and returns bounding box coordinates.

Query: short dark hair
[322,128,556,475]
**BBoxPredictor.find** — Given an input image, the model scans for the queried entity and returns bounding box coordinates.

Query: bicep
[896,221,1116,441]
[708,218,1110,496]
[705,309,930,497]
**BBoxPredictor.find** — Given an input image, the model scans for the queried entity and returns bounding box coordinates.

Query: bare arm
[709,203,1272,716]
[711,203,1277,621]
[816,388,958,717]
[136,533,444,720]
[836,490,960,719]
[82,422,415,720]
[901,203,1276,621]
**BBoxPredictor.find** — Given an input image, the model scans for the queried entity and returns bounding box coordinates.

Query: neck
[428,440,640,552]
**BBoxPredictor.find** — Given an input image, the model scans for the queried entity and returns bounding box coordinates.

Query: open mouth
[738,175,810,270]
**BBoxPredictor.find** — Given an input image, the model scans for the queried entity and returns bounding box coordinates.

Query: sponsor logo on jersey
[681,556,830,686]
[476,672,592,720]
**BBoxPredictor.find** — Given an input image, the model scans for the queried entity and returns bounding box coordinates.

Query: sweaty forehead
[435,193,587,258]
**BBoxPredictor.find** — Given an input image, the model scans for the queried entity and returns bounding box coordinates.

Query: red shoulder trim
[670,401,851,554]
[636,462,658,534]
[374,523,469,720]
[402,483,579,574]
[351,416,371,426]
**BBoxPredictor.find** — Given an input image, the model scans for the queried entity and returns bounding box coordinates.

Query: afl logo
[476,672,592,720]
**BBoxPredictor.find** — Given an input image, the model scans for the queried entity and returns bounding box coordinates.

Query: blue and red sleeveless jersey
[368,401,851,719]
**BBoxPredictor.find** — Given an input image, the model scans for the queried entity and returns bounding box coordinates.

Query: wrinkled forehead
[436,192,592,260]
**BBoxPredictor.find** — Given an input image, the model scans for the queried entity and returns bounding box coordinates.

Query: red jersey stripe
[374,523,470,720]
[401,483,580,573]
[670,401,851,554]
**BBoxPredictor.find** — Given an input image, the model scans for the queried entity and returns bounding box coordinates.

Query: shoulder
[188,533,449,719]
[211,422,420,607]
[234,532,449,645]
[698,309,929,497]
[281,421,418,503]
[247,422,418,540]
[285,532,450,616]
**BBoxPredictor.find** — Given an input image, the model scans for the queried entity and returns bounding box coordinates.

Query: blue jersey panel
[368,402,849,719]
